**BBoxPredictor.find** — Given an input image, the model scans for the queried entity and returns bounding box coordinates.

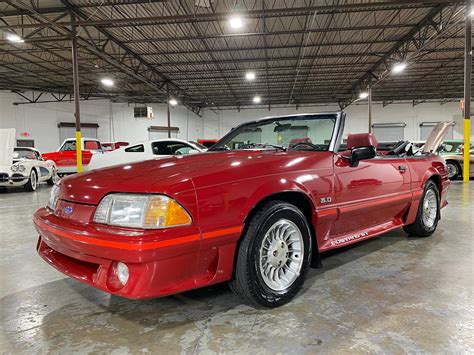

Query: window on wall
[148,126,179,140]
[420,122,455,140]
[371,123,406,142]
[58,122,99,143]
[16,139,34,148]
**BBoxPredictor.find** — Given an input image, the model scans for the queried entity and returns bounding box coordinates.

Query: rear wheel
[445,160,460,180]
[47,167,59,185]
[403,180,440,237]
[24,169,37,192]
[229,201,312,308]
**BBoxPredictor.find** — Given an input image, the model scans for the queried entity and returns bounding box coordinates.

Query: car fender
[239,176,315,224]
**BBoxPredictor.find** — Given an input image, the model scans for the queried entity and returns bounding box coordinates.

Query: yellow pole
[75,131,83,173]
[463,119,470,182]
[462,1,471,182]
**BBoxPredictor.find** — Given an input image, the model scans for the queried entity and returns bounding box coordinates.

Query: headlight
[93,194,192,229]
[47,184,60,210]
[11,165,18,172]
[17,165,25,172]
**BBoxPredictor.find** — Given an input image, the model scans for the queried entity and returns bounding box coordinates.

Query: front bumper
[0,172,28,186]
[34,207,203,299]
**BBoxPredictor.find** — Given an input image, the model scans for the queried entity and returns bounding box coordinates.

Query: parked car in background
[438,139,474,179]
[197,139,218,149]
[86,139,206,171]
[42,138,104,175]
[35,114,450,307]
[1,129,58,191]
[102,141,129,151]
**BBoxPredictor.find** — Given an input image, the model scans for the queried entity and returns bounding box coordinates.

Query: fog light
[116,262,129,286]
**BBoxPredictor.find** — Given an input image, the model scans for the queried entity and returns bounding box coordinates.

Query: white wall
[202,102,471,142]
[0,91,205,152]
[0,90,471,152]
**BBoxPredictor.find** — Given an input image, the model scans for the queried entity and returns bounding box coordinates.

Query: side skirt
[318,218,405,252]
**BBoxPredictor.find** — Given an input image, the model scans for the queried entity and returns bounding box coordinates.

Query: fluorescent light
[229,16,243,29]
[253,96,261,103]
[471,8,474,16]
[392,62,407,74]
[101,78,114,87]
[359,92,369,99]
[169,98,178,106]
[6,33,24,43]
[245,72,256,81]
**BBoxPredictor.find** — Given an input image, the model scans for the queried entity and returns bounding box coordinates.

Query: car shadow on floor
[1,230,412,353]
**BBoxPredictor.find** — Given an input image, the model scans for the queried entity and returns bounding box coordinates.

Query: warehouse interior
[0,0,473,353]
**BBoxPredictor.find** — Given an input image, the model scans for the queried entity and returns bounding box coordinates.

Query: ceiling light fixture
[169,98,178,106]
[245,72,256,81]
[6,33,24,43]
[391,62,407,74]
[359,92,369,100]
[253,96,261,104]
[229,16,243,29]
[101,78,114,87]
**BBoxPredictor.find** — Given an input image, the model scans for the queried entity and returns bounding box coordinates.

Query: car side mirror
[350,146,376,167]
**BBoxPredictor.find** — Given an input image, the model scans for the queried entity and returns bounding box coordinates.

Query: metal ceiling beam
[0,1,464,30]
[349,3,463,95]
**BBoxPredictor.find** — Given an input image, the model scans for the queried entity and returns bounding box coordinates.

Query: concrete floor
[0,182,472,354]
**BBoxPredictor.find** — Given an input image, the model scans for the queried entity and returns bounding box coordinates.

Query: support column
[368,86,373,133]
[463,1,472,183]
[167,84,171,138]
[71,13,82,173]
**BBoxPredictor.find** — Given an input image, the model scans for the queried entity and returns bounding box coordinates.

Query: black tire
[47,168,58,185]
[403,180,440,237]
[24,169,37,192]
[445,160,461,180]
[229,200,312,308]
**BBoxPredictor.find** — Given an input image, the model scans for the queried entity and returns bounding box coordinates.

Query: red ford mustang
[34,113,450,307]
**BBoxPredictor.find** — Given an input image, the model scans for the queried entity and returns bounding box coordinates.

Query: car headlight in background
[11,164,25,172]
[47,184,60,210]
[93,194,192,229]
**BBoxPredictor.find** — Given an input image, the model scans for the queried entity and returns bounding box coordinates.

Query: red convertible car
[34,113,449,307]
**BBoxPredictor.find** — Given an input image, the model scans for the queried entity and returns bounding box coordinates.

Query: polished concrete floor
[0,182,472,354]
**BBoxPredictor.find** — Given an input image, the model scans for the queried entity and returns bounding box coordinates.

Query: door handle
[398,165,407,172]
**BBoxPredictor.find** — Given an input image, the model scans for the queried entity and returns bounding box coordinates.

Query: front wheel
[229,201,312,308]
[24,169,37,192]
[403,180,440,237]
[47,168,59,185]
[445,160,460,180]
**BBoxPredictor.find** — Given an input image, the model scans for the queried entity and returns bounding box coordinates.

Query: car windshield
[13,148,36,159]
[210,114,337,151]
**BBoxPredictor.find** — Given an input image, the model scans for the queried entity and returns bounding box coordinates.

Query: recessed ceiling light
[229,16,243,29]
[245,72,256,81]
[101,78,114,87]
[253,96,261,103]
[359,92,369,99]
[169,98,178,106]
[6,33,24,43]
[392,62,407,74]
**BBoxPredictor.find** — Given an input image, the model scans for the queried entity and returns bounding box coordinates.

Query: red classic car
[34,113,450,307]
[42,138,104,175]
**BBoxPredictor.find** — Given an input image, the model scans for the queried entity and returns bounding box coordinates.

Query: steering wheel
[290,141,325,151]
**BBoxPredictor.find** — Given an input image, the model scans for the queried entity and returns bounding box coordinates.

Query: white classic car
[0,129,58,191]
[86,139,206,170]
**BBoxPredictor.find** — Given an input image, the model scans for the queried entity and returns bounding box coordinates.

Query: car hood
[422,122,453,153]
[58,150,325,204]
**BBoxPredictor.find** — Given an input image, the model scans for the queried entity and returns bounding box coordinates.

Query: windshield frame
[209,112,344,153]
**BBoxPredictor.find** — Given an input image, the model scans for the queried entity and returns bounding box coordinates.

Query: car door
[331,154,412,237]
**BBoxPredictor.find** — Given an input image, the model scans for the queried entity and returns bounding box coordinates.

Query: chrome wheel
[30,171,37,190]
[422,189,437,228]
[259,219,304,291]
[446,162,458,179]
